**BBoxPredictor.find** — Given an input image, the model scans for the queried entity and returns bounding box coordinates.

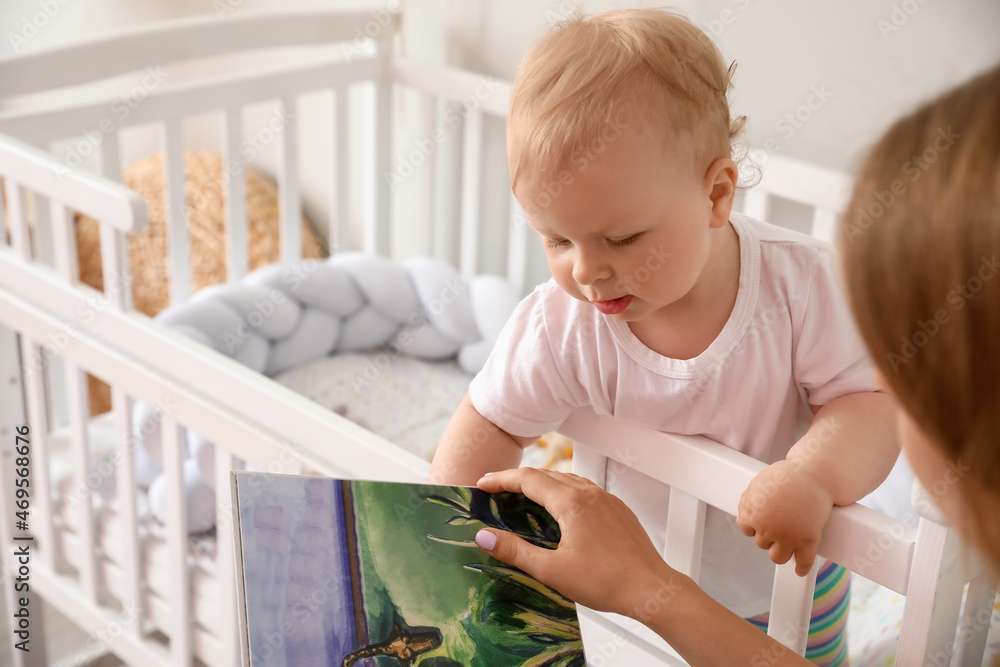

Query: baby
[429,9,897,665]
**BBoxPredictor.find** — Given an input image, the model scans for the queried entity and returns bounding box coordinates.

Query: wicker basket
[77,150,325,414]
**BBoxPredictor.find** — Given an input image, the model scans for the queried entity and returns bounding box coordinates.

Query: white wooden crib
[0,9,994,667]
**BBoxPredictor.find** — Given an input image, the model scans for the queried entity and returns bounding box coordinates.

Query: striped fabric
[746,560,851,666]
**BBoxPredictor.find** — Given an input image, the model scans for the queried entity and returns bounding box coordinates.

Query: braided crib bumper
[132,253,521,532]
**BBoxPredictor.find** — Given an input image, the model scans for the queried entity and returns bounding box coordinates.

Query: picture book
[231,471,586,667]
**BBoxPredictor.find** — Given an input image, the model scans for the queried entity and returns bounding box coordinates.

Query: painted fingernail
[476,529,497,551]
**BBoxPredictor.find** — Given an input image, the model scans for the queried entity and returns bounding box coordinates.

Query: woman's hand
[474,467,678,618]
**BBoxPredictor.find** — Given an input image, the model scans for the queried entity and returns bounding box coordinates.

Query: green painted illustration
[237,474,586,667]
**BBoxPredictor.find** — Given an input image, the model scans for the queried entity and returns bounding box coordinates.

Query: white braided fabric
[133,253,522,532]
[154,252,521,377]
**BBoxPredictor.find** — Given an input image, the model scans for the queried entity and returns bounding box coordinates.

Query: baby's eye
[544,238,570,249]
[609,233,642,248]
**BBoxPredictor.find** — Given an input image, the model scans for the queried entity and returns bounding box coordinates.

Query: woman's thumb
[476,528,543,576]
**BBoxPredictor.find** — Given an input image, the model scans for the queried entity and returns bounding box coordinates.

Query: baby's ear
[705,157,738,227]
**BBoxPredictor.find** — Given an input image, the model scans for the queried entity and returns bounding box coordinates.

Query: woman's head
[839,64,1000,562]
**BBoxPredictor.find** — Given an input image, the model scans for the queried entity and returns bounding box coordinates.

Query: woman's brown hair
[839,64,1000,564]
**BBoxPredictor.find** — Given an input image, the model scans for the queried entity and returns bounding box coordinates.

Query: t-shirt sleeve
[794,246,879,406]
[468,287,582,438]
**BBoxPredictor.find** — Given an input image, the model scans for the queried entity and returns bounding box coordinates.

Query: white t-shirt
[468,212,878,615]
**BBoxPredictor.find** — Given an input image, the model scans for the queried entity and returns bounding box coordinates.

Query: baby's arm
[737,391,898,575]
[428,392,537,485]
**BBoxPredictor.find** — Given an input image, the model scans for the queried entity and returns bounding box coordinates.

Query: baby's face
[514,118,722,323]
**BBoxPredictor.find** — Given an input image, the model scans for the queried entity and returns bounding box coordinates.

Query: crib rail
[0,9,387,99]
[0,120,427,666]
[563,409,991,666]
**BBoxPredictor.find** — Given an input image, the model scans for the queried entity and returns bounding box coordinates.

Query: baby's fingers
[793,545,818,577]
[736,495,757,537]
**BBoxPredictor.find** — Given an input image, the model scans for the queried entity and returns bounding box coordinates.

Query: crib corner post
[0,323,50,667]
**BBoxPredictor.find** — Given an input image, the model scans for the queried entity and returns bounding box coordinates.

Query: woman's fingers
[475,467,597,518]
[476,528,552,581]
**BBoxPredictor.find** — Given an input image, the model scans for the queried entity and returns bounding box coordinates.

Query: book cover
[231,472,586,667]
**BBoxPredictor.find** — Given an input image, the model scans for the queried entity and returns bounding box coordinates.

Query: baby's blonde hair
[840,64,1000,568]
[508,8,744,190]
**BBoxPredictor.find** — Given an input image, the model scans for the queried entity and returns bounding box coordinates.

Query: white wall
[2,0,998,271]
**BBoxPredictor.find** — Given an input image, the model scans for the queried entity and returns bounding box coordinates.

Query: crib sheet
[272,350,571,470]
[272,351,471,462]
[847,573,1000,666]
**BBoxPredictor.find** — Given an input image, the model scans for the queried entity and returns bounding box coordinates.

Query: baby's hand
[736,460,834,576]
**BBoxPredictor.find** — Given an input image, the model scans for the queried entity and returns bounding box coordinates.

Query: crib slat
[4,180,30,260]
[31,189,55,266]
[955,568,997,667]
[417,92,437,257]
[50,200,78,283]
[507,194,529,297]
[161,415,194,666]
[897,519,966,666]
[460,109,484,279]
[18,337,57,571]
[810,207,838,243]
[65,361,99,603]
[741,187,768,221]
[372,61,393,256]
[766,559,819,655]
[0,326,51,667]
[278,96,302,265]
[98,132,132,308]
[663,488,706,583]
[98,226,131,311]
[0,179,5,247]
[221,108,249,281]
[571,445,608,489]
[215,446,240,667]
[330,88,350,255]
[162,118,191,303]
[112,388,144,641]
[99,131,122,182]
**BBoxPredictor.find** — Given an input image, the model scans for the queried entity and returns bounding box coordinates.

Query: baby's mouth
[592,295,633,315]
